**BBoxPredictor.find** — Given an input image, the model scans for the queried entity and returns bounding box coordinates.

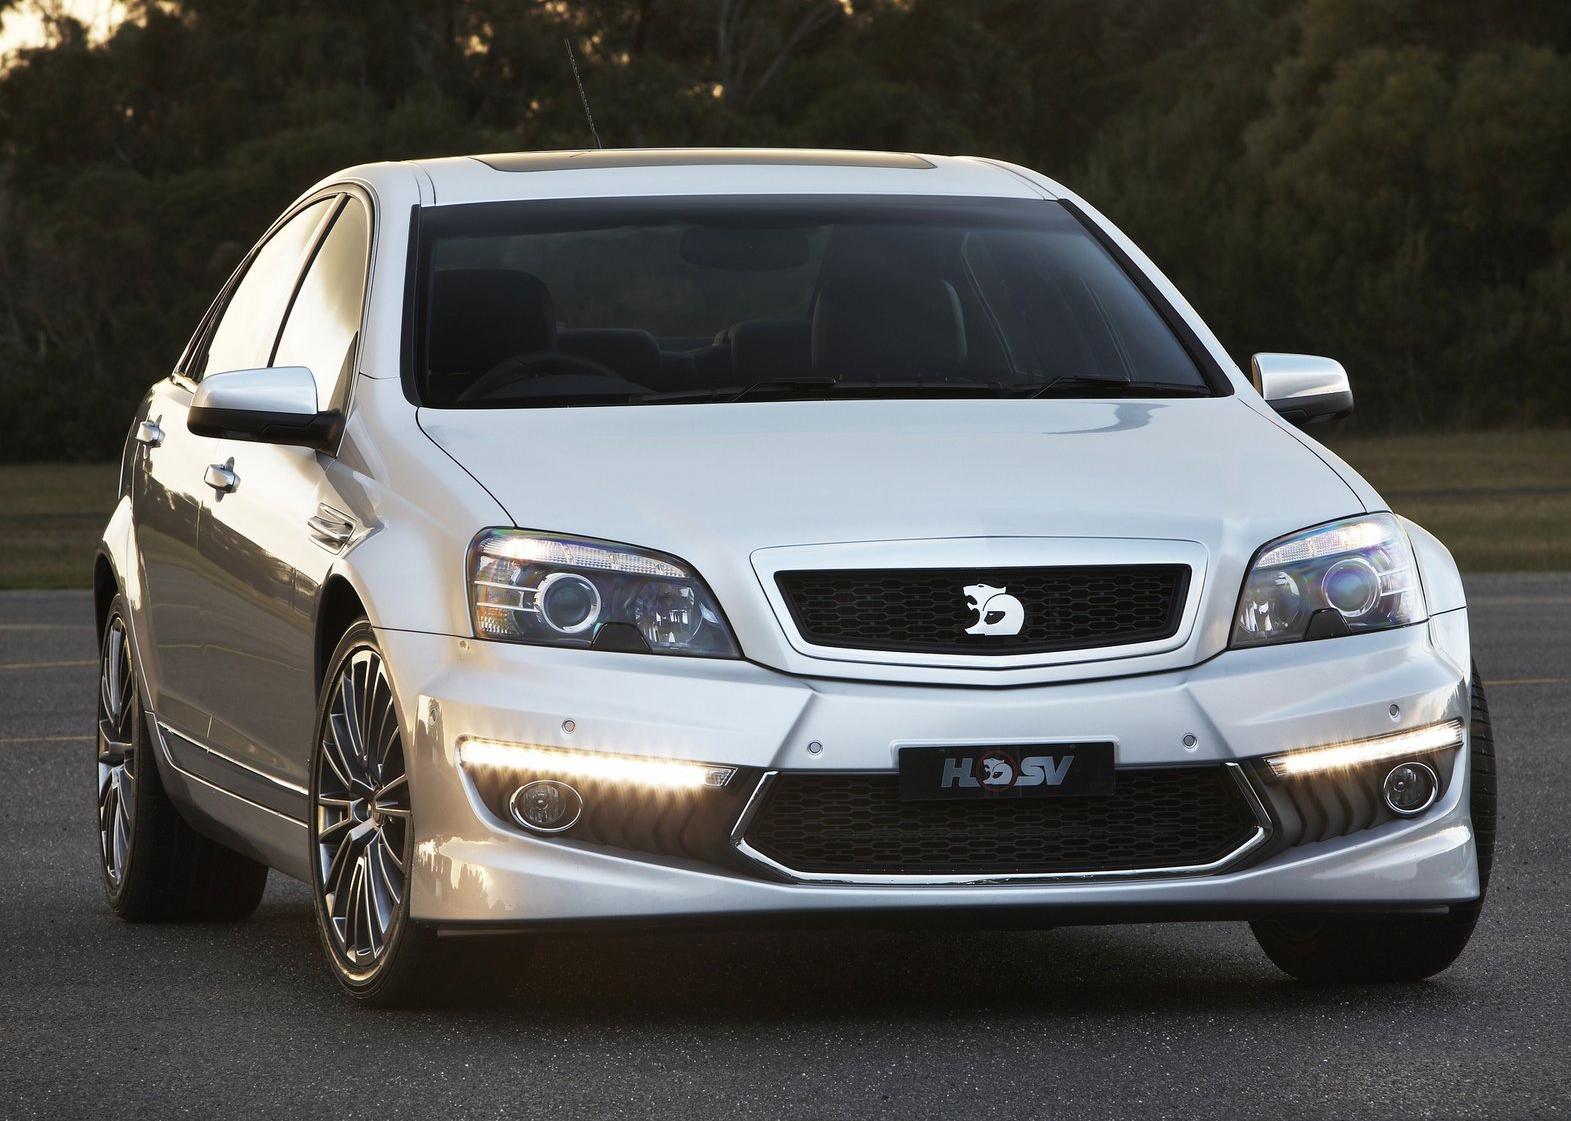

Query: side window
[197,198,334,379]
[273,198,370,410]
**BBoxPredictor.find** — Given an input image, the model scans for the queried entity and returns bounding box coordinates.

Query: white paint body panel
[96,148,1475,928]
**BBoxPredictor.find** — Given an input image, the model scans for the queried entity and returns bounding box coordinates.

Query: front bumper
[381,610,1477,927]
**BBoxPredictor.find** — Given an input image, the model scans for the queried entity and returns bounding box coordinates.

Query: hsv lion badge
[963,583,1025,636]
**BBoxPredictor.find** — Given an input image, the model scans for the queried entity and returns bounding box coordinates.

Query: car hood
[418,397,1366,679]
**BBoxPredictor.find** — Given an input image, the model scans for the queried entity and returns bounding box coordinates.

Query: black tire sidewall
[98,595,151,910]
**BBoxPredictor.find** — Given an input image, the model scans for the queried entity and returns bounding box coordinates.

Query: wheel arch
[315,572,370,691]
[93,550,118,641]
[1401,515,1466,615]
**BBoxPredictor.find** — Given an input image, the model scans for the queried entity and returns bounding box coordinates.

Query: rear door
[127,377,217,739]
[195,194,372,806]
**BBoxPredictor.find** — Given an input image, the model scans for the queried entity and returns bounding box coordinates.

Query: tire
[97,594,269,922]
[1250,666,1497,982]
[309,620,521,1006]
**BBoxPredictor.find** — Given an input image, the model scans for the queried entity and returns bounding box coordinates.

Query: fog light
[509,779,584,834]
[1382,761,1438,816]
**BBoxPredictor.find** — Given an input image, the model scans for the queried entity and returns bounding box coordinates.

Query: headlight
[467,530,739,657]
[1231,513,1425,647]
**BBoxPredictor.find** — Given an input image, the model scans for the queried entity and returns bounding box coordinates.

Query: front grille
[742,767,1259,877]
[775,564,1189,655]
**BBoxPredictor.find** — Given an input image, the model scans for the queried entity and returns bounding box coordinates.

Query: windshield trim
[1057,197,1233,400]
[399,194,1234,409]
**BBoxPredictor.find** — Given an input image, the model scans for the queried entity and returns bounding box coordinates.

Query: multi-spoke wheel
[309,620,520,1006]
[97,614,138,887]
[95,594,268,921]
[314,643,411,971]
[311,621,447,1004]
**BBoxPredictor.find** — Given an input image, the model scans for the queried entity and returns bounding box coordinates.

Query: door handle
[204,461,238,494]
[135,420,163,448]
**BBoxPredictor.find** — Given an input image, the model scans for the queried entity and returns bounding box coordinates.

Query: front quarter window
[197,198,334,379]
[272,197,371,410]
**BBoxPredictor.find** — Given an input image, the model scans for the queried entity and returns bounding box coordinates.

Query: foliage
[1,0,1568,459]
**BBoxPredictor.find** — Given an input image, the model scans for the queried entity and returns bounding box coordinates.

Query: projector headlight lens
[1232,513,1425,647]
[468,530,738,656]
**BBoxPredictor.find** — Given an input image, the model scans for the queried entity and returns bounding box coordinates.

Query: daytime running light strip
[457,738,734,790]
[482,536,686,578]
[1265,719,1465,778]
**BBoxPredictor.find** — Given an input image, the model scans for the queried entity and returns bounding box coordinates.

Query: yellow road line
[0,659,95,670]
[0,735,93,744]
[0,623,93,630]
[1469,597,1571,607]
[1485,677,1567,687]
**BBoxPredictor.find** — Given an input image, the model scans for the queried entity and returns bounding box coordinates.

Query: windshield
[411,196,1221,408]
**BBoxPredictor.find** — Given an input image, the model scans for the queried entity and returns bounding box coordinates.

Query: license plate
[897,743,1116,801]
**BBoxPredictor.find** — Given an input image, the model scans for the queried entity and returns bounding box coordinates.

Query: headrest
[811,273,967,376]
[556,328,662,384]
[428,268,556,375]
[726,319,812,380]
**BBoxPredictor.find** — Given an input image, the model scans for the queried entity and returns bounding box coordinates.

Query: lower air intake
[741,767,1260,878]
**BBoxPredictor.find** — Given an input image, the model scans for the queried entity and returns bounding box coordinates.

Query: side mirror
[1250,353,1353,426]
[188,366,341,451]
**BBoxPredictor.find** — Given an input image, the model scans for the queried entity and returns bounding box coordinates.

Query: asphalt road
[2,577,1567,1120]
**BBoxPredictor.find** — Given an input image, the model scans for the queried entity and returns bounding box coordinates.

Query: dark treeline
[1,0,1568,460]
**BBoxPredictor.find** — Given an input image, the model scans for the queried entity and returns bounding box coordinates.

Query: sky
[0,1,125,58]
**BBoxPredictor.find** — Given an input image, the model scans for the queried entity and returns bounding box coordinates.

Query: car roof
[391,148,1057,206]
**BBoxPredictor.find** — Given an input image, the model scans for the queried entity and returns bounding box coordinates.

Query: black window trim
[177,187,377,389]
[295,185,378,425]
[268,195,350,369]
[174,189,344,387]
[1058,198,1233,397]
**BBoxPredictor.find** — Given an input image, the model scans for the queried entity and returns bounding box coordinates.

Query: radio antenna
[563,37,603,150]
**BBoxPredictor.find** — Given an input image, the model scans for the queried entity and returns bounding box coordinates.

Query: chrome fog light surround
[1381,761,1439,816]
[1265,718,1464,779]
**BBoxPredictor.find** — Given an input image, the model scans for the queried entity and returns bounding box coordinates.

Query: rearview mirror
[188,366,342,451]
[680,226,811,271]
[1250,353,1353,426]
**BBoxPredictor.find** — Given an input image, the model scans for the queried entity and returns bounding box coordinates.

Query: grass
[0,463,119,589]
[1324,429,1571,572]
[0,430,1566,588]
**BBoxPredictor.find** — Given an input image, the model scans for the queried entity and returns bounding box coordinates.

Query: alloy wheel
[314,647,410,970]
[97,615,137,886]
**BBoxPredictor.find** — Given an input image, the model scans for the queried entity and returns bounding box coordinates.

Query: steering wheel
[458,350,626,403]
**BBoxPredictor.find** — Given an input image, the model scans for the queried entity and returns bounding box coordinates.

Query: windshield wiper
[640,377,1009,405]
[1019,376,1212,399]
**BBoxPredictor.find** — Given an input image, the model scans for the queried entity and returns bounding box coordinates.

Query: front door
[193,195,371,807]
[154,194,337,814]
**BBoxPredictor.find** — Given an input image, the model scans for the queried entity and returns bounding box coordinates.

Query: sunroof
[473,149,935,173]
